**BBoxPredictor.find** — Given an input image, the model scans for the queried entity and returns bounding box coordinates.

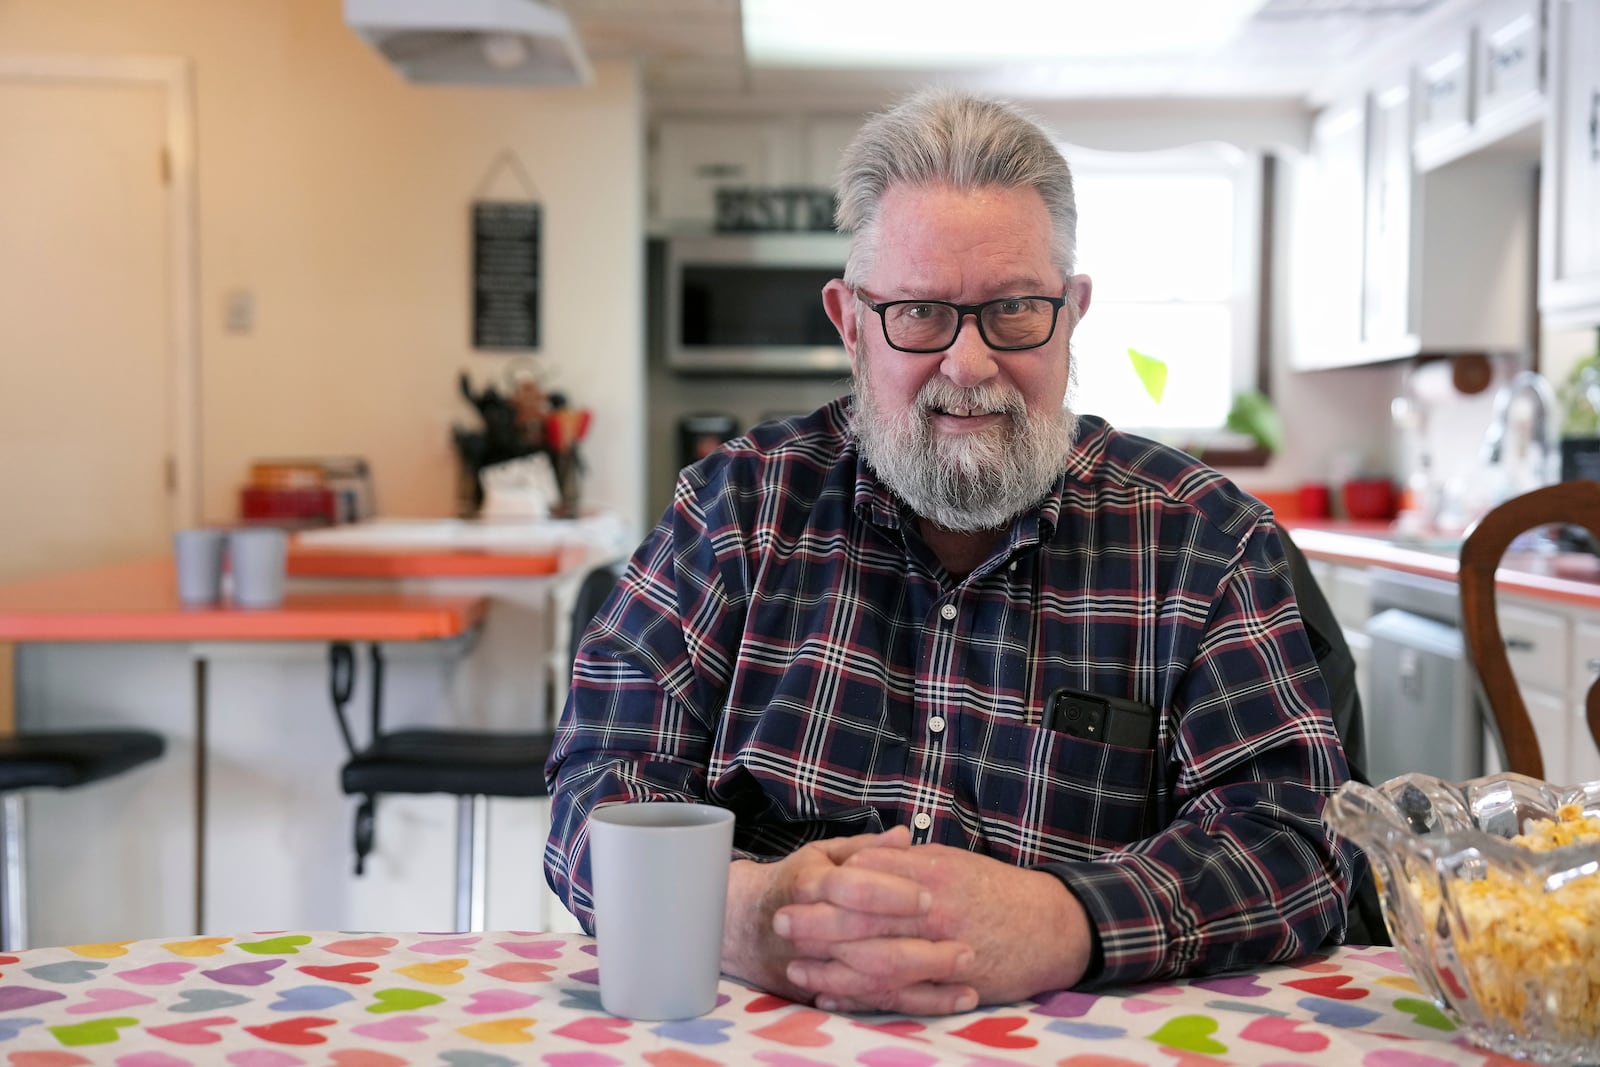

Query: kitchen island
[0,519,630,947]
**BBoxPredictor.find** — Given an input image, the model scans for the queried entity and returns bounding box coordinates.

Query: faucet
[1479,369,1560,487]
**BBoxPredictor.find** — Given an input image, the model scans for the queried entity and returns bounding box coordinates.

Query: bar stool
[0,730,166,950]
[332,556,625,932]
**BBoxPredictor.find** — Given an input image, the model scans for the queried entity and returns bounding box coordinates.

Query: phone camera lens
[1064,702,1082,721]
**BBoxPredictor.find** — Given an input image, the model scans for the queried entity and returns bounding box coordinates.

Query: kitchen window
[1065,142,1265,451]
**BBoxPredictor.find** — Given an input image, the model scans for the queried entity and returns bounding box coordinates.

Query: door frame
[0,54,201,527]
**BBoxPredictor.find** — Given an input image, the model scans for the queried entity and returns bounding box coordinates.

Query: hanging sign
[472,200,541,350]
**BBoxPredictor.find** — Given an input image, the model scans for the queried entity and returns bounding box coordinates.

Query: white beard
[851,365,1079,532]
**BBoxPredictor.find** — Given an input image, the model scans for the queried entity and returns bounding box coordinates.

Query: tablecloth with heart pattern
[0,933,1522,1065]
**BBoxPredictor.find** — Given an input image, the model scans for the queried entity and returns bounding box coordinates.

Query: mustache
[913,378,1026,419]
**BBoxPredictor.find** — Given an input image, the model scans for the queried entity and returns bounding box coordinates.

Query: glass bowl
[1323,772,1600,1067]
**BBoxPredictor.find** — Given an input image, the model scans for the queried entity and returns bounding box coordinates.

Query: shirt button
[929,715,946,734]
[1009,560,1017,571]
[939,603,957,621]
[913,812,932,830]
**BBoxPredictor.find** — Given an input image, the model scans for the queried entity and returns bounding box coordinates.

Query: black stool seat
[0,731,167,792]
[340,730,553,799]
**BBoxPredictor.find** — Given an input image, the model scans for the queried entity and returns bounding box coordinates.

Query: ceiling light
[742,0,1269,66]
[345,0,593,88]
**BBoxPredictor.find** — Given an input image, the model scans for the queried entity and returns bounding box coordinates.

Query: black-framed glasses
[856,291,1068,353]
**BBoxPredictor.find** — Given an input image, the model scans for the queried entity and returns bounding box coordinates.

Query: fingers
[811,824,912,863]
[776,898,922,943]
[791,857,930,917]
[815,983,980,1016]
[840,843,927,879]
[785,937,977,1014]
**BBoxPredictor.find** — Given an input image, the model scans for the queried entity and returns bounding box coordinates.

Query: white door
[0,78,175,584]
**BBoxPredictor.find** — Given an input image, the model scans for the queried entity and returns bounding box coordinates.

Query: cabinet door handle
[1586,656,1600,675]
[1504,636,1535,652]
[1491,44,1525,71]
[1590,89,1599,163]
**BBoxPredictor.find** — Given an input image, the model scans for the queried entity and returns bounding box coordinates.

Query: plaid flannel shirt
[545,398,1360,985]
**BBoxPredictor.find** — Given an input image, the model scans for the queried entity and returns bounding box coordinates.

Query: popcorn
[1410,805,1600,1043]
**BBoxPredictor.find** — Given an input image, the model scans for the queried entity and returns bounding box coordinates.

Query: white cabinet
[1498,599,1571,771]
[650,115,863,233]
[651,118,802,232]
[1414,28,1474,156]
[1474,0,1546,137]
[1413,0,1546,172]
[1539,0,1600,328]
[1307,559,1376,733]
[1288,98,1368,370]
[1364,73,1419,351]
[1499,600,1570,687]
[1567,618,1600,783]
[1491,594,1600,786]
[800,116,866,188]
[1289,72,1534,368]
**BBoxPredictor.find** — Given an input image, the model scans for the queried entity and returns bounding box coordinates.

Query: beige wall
[0,0,647,530]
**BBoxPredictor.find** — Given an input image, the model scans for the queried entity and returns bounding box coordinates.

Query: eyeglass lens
[882,298,1058,351]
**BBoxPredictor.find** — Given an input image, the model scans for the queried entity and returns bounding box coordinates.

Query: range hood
[344,0,592,88]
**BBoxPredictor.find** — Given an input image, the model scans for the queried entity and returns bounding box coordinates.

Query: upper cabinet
[1287,97,1370,370]
[1364,73,1420,351]
[1539,0,1600,328]
[1475,0,1546,135]
[1288,0,1545,370]
[649,115,863,234]
[1414,26,1474,160]
[1414,0,1546,170]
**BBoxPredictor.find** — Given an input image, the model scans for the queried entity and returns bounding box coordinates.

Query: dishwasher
[1363,567,1487,783]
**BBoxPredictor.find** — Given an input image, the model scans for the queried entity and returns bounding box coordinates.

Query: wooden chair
[1458,481,1600,779]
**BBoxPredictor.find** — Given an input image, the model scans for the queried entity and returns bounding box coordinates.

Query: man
[546,88,1361,1015]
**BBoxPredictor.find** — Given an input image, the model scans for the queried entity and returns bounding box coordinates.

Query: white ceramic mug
[229,526,289,608]
[173,528,227,605]
[588,801,735,1021]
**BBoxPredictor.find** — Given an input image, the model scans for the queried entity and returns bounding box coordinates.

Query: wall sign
[714,186,837,233]
[472,200,541,350]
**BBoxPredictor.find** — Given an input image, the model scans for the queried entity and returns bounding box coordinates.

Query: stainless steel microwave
[663,233,851,375]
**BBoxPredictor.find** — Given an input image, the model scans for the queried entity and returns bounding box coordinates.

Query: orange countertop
[287,543,570,579]
[1286,521,1600,610]
[0,558,487,643]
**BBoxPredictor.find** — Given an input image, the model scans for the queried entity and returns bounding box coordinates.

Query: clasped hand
[721,826,1092,1015]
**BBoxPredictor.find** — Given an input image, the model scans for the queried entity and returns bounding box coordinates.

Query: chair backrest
[1278,523,1387,945]
[568,559,626,669]
[1459,481,1600,780]
[1278,524,1369,786]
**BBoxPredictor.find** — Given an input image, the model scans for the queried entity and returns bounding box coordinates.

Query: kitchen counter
[0,558,487,642]
[1286,520,1600,609]
[288,544,568,579]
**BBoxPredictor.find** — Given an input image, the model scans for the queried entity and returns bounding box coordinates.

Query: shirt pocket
[967,717,1156,860]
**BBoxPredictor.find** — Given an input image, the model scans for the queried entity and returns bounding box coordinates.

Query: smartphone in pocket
[1044,687,1159,750]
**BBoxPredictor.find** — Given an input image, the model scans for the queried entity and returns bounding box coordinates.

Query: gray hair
[834,88,1078,286]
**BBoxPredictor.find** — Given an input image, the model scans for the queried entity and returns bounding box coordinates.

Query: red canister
[1342,479,1398,521]
[1297,483,1332,519]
